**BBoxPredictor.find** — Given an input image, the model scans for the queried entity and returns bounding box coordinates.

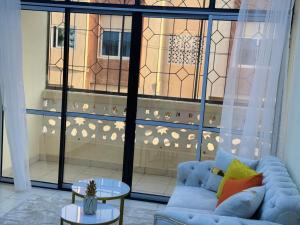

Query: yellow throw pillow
[216,159,258,198]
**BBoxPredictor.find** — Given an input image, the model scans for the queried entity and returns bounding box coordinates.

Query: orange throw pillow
[217,173,263,206]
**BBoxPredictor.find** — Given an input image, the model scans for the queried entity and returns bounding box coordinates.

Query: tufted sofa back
[177,160,214,187]
[256,156,300,225]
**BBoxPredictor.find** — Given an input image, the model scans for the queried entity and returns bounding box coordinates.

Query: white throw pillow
[214,186,265,219]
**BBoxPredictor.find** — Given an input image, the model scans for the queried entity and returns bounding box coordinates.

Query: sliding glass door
[61,13,132,183]
[132,17,207,196]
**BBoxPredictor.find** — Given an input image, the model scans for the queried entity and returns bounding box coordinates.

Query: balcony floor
[4,160,176,196]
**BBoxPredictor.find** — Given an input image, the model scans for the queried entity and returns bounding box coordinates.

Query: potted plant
[83,180,97,215]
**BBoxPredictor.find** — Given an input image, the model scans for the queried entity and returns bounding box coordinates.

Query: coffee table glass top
[72,178,130,200]
[61,203,119,225]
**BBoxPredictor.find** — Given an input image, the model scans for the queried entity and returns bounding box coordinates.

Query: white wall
[2,11,48,173]
[281,0,300,188]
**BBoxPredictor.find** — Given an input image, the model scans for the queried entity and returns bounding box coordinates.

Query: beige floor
[4,160,176,196]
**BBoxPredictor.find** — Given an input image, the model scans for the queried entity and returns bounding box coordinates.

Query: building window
[239,38,260,66]
[100,30,131,58]
[52,26,75,48]
[121,32,131,57]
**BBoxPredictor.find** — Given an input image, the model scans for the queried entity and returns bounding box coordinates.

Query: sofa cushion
[217,173,263,206]
[204,150,259,192]
[217,159,259,198]
[167,206,213,215]
[215,186,265,219]
[168,186,217,211]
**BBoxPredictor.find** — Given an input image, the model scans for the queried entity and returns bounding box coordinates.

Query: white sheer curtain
[0,0,31,190]
[219,0,294,159]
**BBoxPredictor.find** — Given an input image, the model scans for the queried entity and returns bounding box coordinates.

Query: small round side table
[60,203,119,225]
[72,178,130,225]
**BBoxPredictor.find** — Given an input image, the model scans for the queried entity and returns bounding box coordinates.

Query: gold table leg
[70,191,126,225]
[119,197,125,225]
[72,192,75,204]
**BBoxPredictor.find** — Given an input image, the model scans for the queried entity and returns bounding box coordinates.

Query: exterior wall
[49,12,89,89]
[86,14,131,90]
[139,18,208,99]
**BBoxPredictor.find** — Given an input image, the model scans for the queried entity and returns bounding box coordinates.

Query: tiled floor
[3,160,176,196]
[0,183,165,224]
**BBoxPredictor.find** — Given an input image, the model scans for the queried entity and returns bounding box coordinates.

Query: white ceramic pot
[83,195,97,215]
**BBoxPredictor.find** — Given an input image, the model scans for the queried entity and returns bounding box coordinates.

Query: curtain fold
[0,0,31,190]
[219,0,294,159]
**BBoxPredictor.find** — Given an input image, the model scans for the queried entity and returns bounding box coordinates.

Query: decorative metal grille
[48,13,65,87]
[139,17,207,99]
[48,14,214,101]
[206,20,232,101]
[215,0,240,9]
[71,0,135,5]
[207,20,264,102]
[48,13,131,93]
[141,0,210,8]
[204,20,264,128]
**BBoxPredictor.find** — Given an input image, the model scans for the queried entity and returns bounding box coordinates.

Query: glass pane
[142,0,209,8]
[102,31,120,56]
[57,27,65,47]
[22,11,63,110]
[204,20,234,128]
[201,131,244,159]
[53,27,76,48]
[132,125,198,196]
[63,118,125,183]
[48,12,66,90]
[204,20,263,128]
[62,13,131,184]
[201,131,220,160]
[121,32,131,57]
[139,18,207,99]
[137,17,208,124]
[64,13,132,97]
[71,0,134,4]
[2,115,60,183]
[215,0,240,9]
[215,0,267,9]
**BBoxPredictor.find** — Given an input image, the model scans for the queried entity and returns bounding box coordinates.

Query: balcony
[3,89,224,196]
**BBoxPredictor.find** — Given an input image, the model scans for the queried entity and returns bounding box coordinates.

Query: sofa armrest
[177,160,214,188]
[154,210,281,225]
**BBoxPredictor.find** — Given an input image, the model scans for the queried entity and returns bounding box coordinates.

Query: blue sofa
[154,156,300,225]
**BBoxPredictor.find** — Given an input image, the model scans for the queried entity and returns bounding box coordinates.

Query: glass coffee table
[72,178,130,225]
[61,203,119,225]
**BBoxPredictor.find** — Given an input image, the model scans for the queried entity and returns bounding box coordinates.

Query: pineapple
[86,180,97,196]
[83,180,98,215]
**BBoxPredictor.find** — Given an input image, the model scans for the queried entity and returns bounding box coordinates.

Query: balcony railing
[39,89,224,176]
